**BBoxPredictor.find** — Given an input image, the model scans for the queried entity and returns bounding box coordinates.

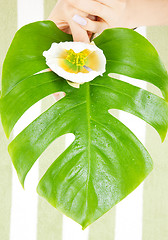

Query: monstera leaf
[1,21,168,229]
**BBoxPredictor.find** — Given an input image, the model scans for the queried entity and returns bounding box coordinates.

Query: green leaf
[94,28,168,100]
[0,20,72,137]
[1,21,168,229]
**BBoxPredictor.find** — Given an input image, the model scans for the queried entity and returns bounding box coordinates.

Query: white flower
[43,41,106,85]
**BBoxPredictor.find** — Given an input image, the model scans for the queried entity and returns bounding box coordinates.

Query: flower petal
[43,41,106,84]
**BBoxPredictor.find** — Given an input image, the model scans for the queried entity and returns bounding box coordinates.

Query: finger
[95,0,126,8]
[68,20,90,42]
[94,0,126,18]
[72,14,106,33]
[67,0,111,22]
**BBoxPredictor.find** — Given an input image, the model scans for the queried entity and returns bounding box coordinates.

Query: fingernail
[72,14,87,26]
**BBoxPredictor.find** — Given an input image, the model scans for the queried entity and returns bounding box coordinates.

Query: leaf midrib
[85,83,91,210]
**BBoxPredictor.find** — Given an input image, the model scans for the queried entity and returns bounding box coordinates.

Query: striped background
[0,0,168,239]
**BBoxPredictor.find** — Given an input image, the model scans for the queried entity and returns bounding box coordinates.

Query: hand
[69,0,128,34]
[70,0,168,33]
[48,0,96,42]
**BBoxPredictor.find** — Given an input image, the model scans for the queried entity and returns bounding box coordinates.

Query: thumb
[69,20,90,43]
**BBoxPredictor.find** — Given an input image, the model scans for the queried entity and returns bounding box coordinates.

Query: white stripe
[10,103,41,240]
[62,134,89,240]
[10,1,43,240]
[17,0,44,28]
[114,27,146,240]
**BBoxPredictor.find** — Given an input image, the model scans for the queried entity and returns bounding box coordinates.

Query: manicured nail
[72,14,87,26]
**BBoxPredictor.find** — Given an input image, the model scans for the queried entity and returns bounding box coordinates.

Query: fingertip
[73,34,90,43]
[69,20,90,43]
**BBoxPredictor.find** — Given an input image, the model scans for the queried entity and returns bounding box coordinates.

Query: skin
[48,0,95,42]
[49,0,168,43]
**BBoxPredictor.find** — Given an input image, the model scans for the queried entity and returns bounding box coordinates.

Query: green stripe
[0,125,12,240]
[143,26,168,240]
[0,0,17,78]
[44,0,56,20]
[0,0,17,239]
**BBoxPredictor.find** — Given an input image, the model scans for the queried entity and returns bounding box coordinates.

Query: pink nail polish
[72,14,87,26]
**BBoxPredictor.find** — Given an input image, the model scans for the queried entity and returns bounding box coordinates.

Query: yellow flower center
[66,49,91,66]
[58,48,100,74]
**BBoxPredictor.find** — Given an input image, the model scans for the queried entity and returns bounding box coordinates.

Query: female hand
[69,0,128,35]
[49,0,168,43]
[48,0,96,42]
[70,0,168,34]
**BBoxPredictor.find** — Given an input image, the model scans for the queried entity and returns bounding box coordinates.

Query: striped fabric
[0,0,168,239]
